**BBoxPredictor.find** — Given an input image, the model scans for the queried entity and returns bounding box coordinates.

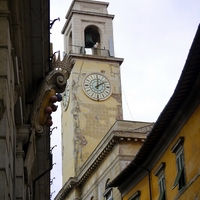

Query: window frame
[128,190,141,200]
[154,162,166,200]
[158,174,166,200]
[171,137,186,191]
[103,188,113,200]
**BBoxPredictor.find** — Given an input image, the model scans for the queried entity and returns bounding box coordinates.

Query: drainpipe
[33,151,53,200]
[133,163,152,200]
[33,166,52,200]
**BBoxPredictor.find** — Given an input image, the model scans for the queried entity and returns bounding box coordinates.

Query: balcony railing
[68,45,111,57]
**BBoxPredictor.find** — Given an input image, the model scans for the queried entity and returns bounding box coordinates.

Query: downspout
[33,165,52,200]
[133,163,152,200]
[32,152,53,200]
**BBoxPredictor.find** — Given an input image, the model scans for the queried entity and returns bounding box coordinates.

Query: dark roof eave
[108,24,200,188]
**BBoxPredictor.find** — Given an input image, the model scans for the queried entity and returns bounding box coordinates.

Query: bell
[85,34,95,48]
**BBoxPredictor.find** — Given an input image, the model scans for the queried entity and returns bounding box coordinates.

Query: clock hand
[95,82,104,88]
[95,76,98,89]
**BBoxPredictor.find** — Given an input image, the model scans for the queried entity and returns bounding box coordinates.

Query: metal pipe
[32,166,52,200]
[133,163,152,200]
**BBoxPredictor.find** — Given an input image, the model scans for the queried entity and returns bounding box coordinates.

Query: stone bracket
[30,53,75,134]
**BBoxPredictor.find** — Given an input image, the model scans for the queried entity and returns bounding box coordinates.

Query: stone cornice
[65,0,110,19]
[0,11,10,18]
[79,121,152,184]
[62,0,112,34]
[66,53,124,66]
[62,10,114,34]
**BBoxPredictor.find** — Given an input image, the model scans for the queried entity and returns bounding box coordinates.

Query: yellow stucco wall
[124,176,150,200]
[124,105,200,199]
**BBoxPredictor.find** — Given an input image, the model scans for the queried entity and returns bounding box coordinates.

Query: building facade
[108,25,200,200]
[56,120,153,200]
[0,1,71,199]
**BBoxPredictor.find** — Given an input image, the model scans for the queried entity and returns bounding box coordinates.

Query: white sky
[50,0,200,199]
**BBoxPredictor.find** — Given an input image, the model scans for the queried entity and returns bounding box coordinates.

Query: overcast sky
[50,0,200,198]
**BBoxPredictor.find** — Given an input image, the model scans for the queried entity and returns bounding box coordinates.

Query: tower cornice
[65,0,110,19]
[67,53,124,65]
[62,10,114,34]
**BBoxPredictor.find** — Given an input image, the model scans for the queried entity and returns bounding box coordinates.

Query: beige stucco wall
[62,58,123,183]
[63,136,146,200]
[81,141,143,200]
[63,1,114,55]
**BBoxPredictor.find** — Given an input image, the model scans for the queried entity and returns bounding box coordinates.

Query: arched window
[105,178,110,189]
[84,25,100,49]
[103,178,113,200]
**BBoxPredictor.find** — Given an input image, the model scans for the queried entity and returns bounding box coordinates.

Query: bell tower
[61,0,124,183]
[62,0,115,56]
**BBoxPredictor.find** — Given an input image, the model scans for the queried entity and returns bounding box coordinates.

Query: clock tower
[61,0,124,183]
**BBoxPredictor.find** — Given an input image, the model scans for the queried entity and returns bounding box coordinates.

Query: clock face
[83,73,112,101]
[62,82,70,110]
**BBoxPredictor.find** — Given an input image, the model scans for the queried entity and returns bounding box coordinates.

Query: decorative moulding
[31,53,75,134]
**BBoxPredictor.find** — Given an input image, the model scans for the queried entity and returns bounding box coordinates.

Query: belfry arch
[84,25,101,54]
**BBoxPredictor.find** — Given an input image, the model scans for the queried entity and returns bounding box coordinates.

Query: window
[158,174,166,200]
[103,179,113,200]
[103,188,113,200]
[154,162,166,200]
[171,137,186,191]
[128,190,141,200]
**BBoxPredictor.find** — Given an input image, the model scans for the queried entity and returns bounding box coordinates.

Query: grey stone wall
[0,0,51,199]
[0,4,16,199]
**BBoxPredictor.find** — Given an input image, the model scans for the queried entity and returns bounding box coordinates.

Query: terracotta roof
[108,24,200,188]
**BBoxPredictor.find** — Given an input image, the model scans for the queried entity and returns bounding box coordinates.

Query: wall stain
[71,62,89,174]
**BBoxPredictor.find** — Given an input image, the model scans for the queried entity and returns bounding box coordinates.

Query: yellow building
[108,25,200,200]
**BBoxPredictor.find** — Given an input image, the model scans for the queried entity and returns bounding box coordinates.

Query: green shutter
[172,167,183,189]
[158,191,165,200]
